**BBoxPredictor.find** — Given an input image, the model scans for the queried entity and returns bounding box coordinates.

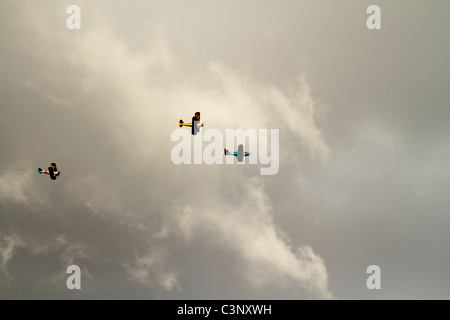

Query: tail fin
[179,119,184,127]
[224,148,230,155]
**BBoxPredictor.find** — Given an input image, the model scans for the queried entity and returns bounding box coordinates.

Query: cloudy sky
[0,0,449,299]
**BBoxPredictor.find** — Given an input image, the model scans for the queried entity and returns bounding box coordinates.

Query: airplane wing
[48,166,56,180]
[224,149,238,156]
[179,120,192,127]
[179,119,203,127]
[178,121,203,126]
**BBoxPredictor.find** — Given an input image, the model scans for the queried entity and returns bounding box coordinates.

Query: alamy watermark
[366,265,381,290]
[66,5,81,30]
[66,264,81,290]
[366,5,381,30]
[171,126,279,176]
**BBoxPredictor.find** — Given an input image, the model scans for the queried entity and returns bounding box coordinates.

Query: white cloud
[49,235,97,286]
[124,249,181,292]
[166,62,330,166]
[15,3,333,298]
[0,164,47,207]
[0,171,29,204]
[0,232,25,281]
[0,232,98,287]
[177,177,335,299]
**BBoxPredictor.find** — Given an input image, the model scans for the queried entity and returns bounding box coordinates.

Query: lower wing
[179,120,192,127]
[179,121,203,127]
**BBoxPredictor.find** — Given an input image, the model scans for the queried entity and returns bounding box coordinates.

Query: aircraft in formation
[179,112,251,162]
[37,111,254,180]
[179,112,250,162]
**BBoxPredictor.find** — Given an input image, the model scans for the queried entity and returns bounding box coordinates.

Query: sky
[0,0,449,300]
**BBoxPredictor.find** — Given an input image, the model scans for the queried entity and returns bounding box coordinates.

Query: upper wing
[48,166,56,180]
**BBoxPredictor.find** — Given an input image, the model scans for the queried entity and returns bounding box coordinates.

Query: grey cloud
[1,0,449,300]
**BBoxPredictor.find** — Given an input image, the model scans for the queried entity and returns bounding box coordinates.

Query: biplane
[178,111,204,135]
[37,162,61,180]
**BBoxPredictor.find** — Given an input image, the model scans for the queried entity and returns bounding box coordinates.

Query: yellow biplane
[178,111,204,135]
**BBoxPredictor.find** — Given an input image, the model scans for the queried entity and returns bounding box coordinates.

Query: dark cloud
[1,0,449,299]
